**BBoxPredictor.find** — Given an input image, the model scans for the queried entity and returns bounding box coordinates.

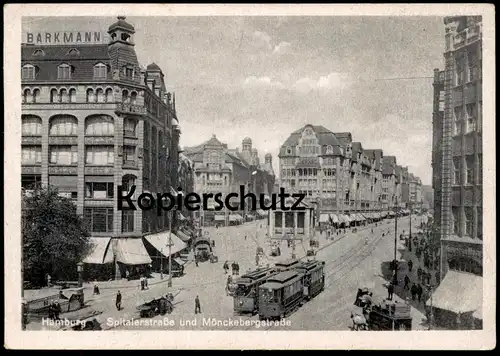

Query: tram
[232,267,280,315]
[274,258,300,271]
[258,270,305,320]
[294,260,325,300]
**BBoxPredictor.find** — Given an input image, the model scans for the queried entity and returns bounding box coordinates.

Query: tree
[22,186,91,287]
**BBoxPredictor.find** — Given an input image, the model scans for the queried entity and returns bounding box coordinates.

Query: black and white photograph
[4,3,495,350]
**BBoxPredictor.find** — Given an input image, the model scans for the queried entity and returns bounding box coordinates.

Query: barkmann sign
[25,32,106,45]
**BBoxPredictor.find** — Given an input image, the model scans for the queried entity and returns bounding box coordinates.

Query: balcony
[116,102,146,116]
[22,136,42,145]
[453,31,466,48]
[49,136,78,145]
[84,136,114,145]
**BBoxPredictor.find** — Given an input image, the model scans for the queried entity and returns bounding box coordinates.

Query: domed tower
[108,16,135,47]
[251,148,260,167]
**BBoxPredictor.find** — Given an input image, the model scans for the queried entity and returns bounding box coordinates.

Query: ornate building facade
[21,16,184,277]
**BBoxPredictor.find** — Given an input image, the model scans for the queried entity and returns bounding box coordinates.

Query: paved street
[106,215,429,331]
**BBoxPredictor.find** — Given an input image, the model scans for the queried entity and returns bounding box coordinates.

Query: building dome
[251,148,258,153]
[146,62,161,71]
[108,16,135,33]
[242,137,252,144]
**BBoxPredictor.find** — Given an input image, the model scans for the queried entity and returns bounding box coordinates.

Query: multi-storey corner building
[381,156,397,209]
[184,136,275,225]
[430,16,483,329]
[21,17,186,278]
[279,125,418,226]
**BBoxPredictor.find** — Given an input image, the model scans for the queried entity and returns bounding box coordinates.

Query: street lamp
[77,262,84,288]
[392,197,399,286]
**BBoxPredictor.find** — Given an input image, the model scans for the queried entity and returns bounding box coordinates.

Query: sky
[22,16,446,185]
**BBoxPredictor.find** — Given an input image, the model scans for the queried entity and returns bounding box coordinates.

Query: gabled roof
[333,132,352,147]
[382,156,396,175]
[22,44,110,61]
[280,125,343,156]
[351,142,363,162]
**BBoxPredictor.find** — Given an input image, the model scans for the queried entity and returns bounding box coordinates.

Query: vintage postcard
[4,3,495,350]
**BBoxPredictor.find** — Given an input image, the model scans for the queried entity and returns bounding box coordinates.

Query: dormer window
[326,145,333,154]
[67,48,80,56]
[286,147,292,155]
[22,64,36,80]
[57,63,72,80]
[123,66,134,79]
[32,49,45,56]
[94,63,107,78]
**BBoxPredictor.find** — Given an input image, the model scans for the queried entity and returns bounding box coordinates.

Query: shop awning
[144,231,188,258]
[176,230,192,243]
[229,214,243,221]
[214,214,225,221]
[362,213,372,219]
[115,238,152,265]
[319,214,330,223]
[426,271,483,314]
[356,214,366,221]
[343,215,352,223]
[330,214,339,223]
[82,237,113,264]
[174,257,186,266]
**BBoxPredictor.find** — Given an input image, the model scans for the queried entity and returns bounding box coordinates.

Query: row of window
[454,49,480,86]
[451,207,482,238]
[21,63,136,81]
[21,145,136,165]
[22,87,140,106]
[21,115,137,137]
[452,155,481,185]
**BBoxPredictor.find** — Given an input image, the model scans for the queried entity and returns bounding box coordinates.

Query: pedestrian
[231,261,236,275]
[245,235,247,240]
[195,254,199,267]
[46,274,51,288]
[410,283,418,301]
[255,254,259,266]
[140,277,145,290]
[417,267,423,282]
[387,283,394,301]
[235,262,240,276]
[417,283,423,302]
[195,295,201,314]
[125,269,130,281]
[54,301,61,320]
[354,288,362,306]
[93,282,100,295]
[116,291,122,311]
[223,261,229,274]
[48,301,55,320]
[404,274,410,290]
[144,276,149,290]
[408,260,413,272]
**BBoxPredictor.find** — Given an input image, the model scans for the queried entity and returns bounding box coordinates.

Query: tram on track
[232,267,281,315]
[274,258,300,271]
[257,270,305,320]
[294,260,325,300]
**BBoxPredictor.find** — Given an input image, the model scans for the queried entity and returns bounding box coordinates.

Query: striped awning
[330,214,339,223]
[343,215,352,223]
[256,209,267,216]
[176,230,192,243]
[356,213,366,221]
[82,237,113,264]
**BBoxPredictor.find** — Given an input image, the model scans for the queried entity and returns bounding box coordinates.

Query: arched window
[105,88,113,102]
[94,63,107,78]
[59,88,69,103]
[49,115,78,136]
[121,33,130,42]
[85,115,114,136]
[86,88,95,103]
[130,91,137,104]
[50,89,59,103]
[57,64,72,80]
[286,147,292,155]
[22,115,42,136]
[32,88,40,103]
[23,89,31,104]
[69,88,77,103]
[32,49,45,56]
[22,64,36,80]
[124,118,137,137]
[326,145,333,154]
[96,88,105,103]
[122,90,129,103]
[121,174,137,195]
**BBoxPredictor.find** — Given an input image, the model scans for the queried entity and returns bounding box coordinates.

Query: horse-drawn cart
[136,290,175,318]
